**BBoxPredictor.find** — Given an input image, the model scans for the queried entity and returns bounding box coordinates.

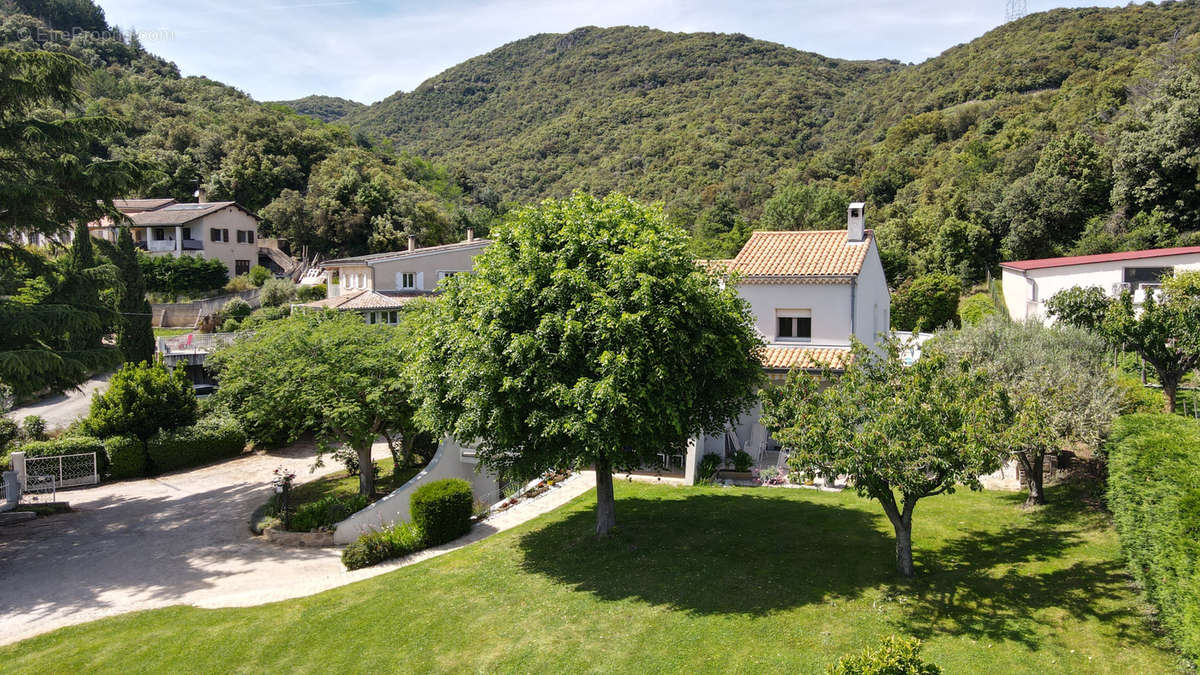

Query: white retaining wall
[333,437,500,545]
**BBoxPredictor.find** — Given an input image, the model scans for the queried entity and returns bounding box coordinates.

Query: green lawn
[253,458,424,531]
[152,327,194,338]
[2,482,1181,673]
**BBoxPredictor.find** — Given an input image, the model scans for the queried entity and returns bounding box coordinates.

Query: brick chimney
[466,227,475,243]
[407,234,416,251]
[847,202,866,242]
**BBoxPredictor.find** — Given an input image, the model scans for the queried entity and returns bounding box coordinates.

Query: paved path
[0,443,595,646]
[4,373,112,431]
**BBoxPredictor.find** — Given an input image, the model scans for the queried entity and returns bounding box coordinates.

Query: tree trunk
[1022,449,1047,507]
[594,456,616,536]
[356,443,374,497]
[880,493,916,577]
[1163,378,1178,414]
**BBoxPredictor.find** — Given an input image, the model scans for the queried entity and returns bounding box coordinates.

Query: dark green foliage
[272,95,367,123]
[1107,414,1200,661]
[890,274,961,332]
[83,360,197,442]
[239,305,290,329]
[759,184,850,232]
[139,254,228,299]
[20,415,45,441]
[731,450,753,472]
[295,284,327,302]
[144,416,245,474]
[288,494,368,532]
[0,417,17,451]
[221,297,252,321]
[113,228,154,363]
[341,521,426,571]
[248,266,271,287]
[698,453,721,482]
[828,635,941,675]
[410,478,473,546]
[1045,285,1110,330]
[104,435,145,479]
[13,436,107,476]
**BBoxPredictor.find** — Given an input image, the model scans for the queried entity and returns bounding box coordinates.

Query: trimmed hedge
[1107,413,1200,662]
[105,436,146,479]
[146,417,246,474]
[410,478,474,546]
[289,494,368,532]
[14,436,109,476]
[341,521,426,571]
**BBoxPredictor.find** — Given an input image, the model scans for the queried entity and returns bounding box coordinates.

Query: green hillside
[347,3,1200,279]
[273,94,366,123]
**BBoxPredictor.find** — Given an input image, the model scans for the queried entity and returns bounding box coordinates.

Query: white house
[1000,246,1200,323]
[301,230,490,324]
[89,197,264,279]
[682,202,891,484]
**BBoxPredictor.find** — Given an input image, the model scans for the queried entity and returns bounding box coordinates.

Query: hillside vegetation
[272,94,366,123]
[348,3,1200,280]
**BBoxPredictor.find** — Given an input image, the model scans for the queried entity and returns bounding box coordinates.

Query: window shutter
[416,272,424,290]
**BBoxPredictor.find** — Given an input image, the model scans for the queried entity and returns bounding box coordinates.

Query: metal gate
[26,452,99,488]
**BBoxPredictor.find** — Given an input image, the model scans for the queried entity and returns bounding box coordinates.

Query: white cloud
[97,0,1129,103]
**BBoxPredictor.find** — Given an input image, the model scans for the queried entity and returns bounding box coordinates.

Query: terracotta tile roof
[727,230,872,278]
[760,345,853,371]
[1000,246,1200,271]
[128,202,251,226]
[297,290,429,311]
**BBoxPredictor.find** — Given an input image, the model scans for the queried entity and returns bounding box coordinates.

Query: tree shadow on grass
[516,489,894,616]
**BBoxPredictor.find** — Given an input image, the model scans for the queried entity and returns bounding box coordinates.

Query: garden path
[0,442,595,646]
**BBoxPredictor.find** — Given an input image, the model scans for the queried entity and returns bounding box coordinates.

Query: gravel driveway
[4,373,112,431]
[0,440,390,646]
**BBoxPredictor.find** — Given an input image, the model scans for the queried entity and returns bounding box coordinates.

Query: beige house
[302,231,491,322]
[89,198,263,278]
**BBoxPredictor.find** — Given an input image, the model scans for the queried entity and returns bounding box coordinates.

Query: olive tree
[208,311,416,496]
[408,192,763,535]
[761,338,1011,577]
[933,315,1119,506]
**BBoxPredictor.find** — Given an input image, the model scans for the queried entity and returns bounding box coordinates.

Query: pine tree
[114,227,155,363]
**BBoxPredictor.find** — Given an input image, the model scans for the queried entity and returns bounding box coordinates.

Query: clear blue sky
[98,0,1128,103]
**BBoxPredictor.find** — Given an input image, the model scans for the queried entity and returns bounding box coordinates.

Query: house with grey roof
[89,196,265,279]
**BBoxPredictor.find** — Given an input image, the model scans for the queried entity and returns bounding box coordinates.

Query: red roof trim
[1000,246,1200,271]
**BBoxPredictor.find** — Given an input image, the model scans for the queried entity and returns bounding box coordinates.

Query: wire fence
[21,474,56,504]
[26,452,98,488]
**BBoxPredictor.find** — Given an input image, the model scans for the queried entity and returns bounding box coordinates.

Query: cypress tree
[115,227,155,363]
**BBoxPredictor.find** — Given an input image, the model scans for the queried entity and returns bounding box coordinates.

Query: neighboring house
[299,229,490,322]
[1000,246,1200,323]
[681,202,891,484]
[88,197,265,279]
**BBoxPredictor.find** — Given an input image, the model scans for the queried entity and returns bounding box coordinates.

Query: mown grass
[2,481,1181,673]
[252,458,424,532]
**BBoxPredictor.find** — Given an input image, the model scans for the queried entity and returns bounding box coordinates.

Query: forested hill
[0,0,497,258]
[344,27,899,211]
[273,95,366,123]
[346,3,1200,282]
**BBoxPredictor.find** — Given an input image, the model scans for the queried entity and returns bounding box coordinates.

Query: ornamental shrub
[145,416,245,474]
[248,265,272,287]
[341,521,426,570]
[15,436,108,476]
[21,415,46,441]
[1107,413,1200,662]
[410,478,473,545]
[0,417,17,452]
[288,494,368,532]
[827,635,941,675]
[259,277,296,307]
[221,297,253,321]
[732,450,754,472]
[83,360,197,442]
[698,453,722,482]
[104,435,146,479]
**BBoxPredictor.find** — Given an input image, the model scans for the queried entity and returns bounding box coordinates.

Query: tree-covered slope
[347,4,1200,280]
[344,26,899,209]
[272,95,366,123]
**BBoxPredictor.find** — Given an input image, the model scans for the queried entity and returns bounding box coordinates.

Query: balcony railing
[146,239,204,252]
[181,239,203,251]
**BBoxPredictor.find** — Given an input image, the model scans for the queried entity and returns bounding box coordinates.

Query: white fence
[26,452,99,488]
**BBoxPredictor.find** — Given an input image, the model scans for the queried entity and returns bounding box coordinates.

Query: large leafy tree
[83,359,197,443]
[208,312,417,497]
[933,315,1119,506]
[889,273,961,332]
[761,339,1011,577]
[0,49,142,398]
[409,192,764,535]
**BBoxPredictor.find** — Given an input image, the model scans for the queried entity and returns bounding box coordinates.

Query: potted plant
[715,450,756,482]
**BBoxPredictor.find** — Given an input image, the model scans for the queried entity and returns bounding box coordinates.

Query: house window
[153,228,166,241]
[222,229,230,243]
[368,312,377,324]
[388,311,398,324]
[211,228,221,242]
[182,227,191,240]
[776,310,812,342]
[236,230,246,244]
[400,273,416,289]
[235,260,250,276]
[1124,266,1170,288]
[437,271,458,281]
[247,230,255,244]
